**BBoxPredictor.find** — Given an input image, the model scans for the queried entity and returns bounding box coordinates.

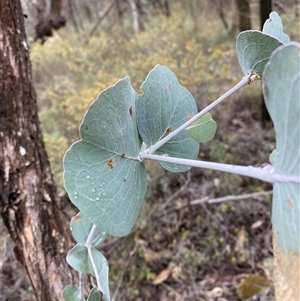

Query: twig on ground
[155,190,273,218]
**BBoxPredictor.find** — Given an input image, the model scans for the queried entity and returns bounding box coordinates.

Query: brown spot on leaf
[121,152,126,158]
[107,158,113,168]
[287,198,294,208]
[85,125,89,130]
[123,178,126,182]
[129,106,133,116]
[166,127,172,133]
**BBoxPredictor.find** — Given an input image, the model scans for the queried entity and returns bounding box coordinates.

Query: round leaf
[236,30,282,76]
[137,65,199,172]
[87,287,102,301]
[99,266,111,301]
[263,43,300,253]
[63,78,147,237]
[262,12,290,44]
[63,285,81,301]
[66,244,108,276]
[187,112,217,143]
[70,212,107,246]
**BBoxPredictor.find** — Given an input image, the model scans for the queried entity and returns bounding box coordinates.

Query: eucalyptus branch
[140,153,300,184]
[147,76,249,154]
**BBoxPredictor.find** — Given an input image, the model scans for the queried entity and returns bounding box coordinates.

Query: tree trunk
[0,1,77,300]
[128,0,142,34]
[213,0,229,29]
[235,0,251,31]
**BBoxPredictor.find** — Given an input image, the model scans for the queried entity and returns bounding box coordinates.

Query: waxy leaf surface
[187,113,217,143]
[63,285,81,301]
[87,288,102,301]
[263,43,300,253]
[263,12,290,44]
[99,266,111,301]
[66,244,108,275]
[70,212,107,246]
[137,65,199,172]
[236,31,282,76]
[64,78,147,237]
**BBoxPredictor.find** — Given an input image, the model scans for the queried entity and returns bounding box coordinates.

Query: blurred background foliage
[9,0,298,300]
[28,0,299,188]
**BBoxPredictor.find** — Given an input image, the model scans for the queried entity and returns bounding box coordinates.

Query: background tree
[235,0,251,31]
[0,0,76,300]
[32,0,66,43]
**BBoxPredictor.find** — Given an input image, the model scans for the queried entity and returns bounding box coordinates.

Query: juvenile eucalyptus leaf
[87,287,102,301]
[263,12,290,44]
[63,77,147,237]
[269,149,277,165]
[263,43,300,253]
[236,31,282,76]
[70,212,107,246]
[99,266,111,301]
[187,113,217,143]
[63,285,81,301]
[67,244,108,276]
[137,65,199,172]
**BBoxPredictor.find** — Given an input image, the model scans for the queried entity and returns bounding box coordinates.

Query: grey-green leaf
[66,244,108,275]
[63,285,82,301]
[187,112,217,143]
[262,12,290,44]
[137,65,199,172]
[70,212,107,246]
[63,77,147,237]
[99,266,111,301]
[269,149,277,165]
[87,287,102,301]
[236,31,282,76]
[263,43,300,253]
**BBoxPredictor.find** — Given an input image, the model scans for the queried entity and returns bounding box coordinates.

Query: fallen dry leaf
[237,274,271,300]
[152,269,170,285]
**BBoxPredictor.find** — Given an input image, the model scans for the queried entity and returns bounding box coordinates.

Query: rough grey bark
[0,0,77,300]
